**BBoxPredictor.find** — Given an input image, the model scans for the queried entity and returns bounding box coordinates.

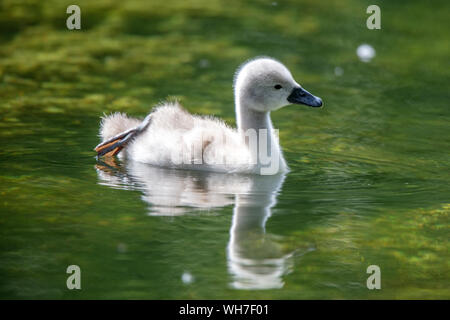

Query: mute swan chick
[95,57,322,175]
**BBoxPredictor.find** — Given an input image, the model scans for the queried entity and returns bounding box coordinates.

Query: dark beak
[287,87,323,107]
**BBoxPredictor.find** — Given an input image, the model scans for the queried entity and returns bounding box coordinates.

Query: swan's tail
[95,113,152,157]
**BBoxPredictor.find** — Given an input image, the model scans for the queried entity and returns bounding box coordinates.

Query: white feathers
[100,112,141,141]
[98,57,308,175]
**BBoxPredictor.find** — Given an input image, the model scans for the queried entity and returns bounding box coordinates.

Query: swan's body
[96,57,322,175]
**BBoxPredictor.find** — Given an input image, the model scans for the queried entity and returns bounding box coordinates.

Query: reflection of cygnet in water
[96,159,252,215]
[96,160,299,289]
[227,173,295,290]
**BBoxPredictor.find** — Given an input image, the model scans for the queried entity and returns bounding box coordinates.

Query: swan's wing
[94,114,152,157]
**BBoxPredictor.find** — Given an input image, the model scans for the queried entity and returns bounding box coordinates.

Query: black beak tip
[287,87,323,108]
[314,97,323,108]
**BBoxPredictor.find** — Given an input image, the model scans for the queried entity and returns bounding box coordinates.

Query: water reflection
[96,159,296,289]
[227,173,294,289]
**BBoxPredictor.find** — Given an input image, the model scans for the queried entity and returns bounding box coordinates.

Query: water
[0,0,448,299]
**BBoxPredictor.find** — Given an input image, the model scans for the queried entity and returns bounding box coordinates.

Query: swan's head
[234,57,322,112]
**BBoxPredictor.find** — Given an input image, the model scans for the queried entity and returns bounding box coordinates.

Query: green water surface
[0,0,449,299]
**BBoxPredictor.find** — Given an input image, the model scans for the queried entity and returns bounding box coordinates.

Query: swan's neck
[237,106,272,132]
[235,97,287,173]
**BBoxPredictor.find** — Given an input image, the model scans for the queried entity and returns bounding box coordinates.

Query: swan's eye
[274,84,282,90]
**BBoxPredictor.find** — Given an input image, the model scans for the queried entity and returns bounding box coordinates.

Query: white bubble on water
[181,271,194,284]
[356,44,376,62]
